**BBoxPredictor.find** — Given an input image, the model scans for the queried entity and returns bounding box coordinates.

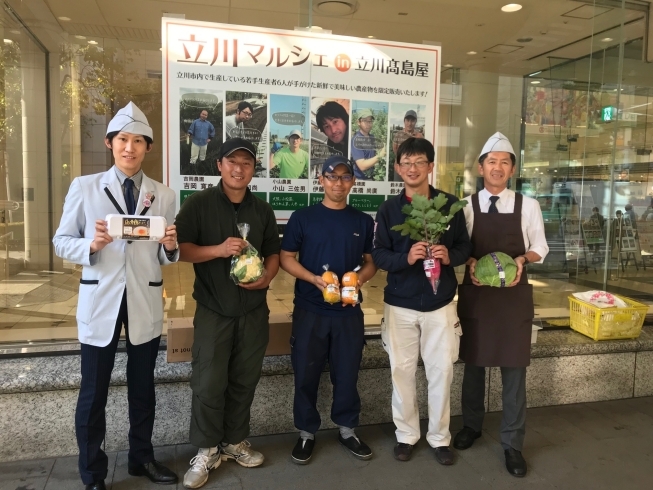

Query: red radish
[423,247,441,294]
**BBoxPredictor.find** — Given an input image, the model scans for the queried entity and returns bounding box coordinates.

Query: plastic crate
[568,295,647,341]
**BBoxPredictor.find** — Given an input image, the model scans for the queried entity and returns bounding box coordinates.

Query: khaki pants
[382,302,461,447]
[189,302,270,448]
[190,143,207,164]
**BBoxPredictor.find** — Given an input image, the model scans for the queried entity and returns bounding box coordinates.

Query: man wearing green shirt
[271,130,309,178]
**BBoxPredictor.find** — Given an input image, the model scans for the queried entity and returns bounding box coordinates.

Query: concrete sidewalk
[2,397,653,490]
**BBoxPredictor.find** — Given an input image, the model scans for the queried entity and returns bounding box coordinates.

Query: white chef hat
[106,102,153,140]
[479,132,515,161]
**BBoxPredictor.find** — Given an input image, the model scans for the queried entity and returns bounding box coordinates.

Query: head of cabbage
[231,253,264,283]
[474,252,517,287]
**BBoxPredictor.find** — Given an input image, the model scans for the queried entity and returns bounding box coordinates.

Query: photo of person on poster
[388,104,426,181]
[179,89,223,176]
[225,92,268,177]
[310,98,350,178]
[269,94,310,179]
[350,102,388,181]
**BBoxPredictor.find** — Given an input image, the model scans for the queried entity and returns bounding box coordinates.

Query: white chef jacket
[463,188,549,263]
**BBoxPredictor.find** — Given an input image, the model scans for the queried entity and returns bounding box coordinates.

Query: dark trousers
[291,307,365,434]
[189,302,270,448]
[76,291,161,485]
[461,363,527,451]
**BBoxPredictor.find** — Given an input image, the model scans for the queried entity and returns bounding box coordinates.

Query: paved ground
[2,397,653,490]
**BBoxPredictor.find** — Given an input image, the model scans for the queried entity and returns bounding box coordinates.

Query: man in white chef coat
[53,102,179,490]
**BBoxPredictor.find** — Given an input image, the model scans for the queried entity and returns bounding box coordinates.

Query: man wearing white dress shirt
[453,132,548,478]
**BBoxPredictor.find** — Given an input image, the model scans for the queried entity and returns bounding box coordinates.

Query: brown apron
[457,193,534,367]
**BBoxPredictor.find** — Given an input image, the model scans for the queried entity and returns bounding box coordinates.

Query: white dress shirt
[463,188,549,263]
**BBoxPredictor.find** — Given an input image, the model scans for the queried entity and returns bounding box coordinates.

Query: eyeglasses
[240,111,253,118]
[398,160,430,168]
[324,174,353,182]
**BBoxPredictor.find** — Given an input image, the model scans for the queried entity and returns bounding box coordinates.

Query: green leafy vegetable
[474,252,517,287]
[391,193,468,245]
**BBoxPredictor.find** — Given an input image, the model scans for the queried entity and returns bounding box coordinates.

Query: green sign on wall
[349,194,385,212]
[180,190,197,206]
[269,192,309,210]
[601,106,616,122]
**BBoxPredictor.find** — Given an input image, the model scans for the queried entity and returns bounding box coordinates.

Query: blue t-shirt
[281,203,375,316]
[351,129,376,180]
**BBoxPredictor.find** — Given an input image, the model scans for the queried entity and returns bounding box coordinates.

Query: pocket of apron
[457,283,534,323]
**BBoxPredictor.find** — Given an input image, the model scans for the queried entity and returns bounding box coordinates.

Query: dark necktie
[124,178,136,215]
[488,195,500,214]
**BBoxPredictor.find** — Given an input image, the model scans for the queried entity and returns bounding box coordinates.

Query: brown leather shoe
[434,446,455,465]
[393,442,413,461]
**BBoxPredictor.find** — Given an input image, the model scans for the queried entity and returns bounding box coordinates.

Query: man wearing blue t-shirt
[188,110,215,164]
[351,108,386,180]
[280,155,377,465]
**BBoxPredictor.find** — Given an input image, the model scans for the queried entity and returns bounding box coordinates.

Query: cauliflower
[231,252,264,284]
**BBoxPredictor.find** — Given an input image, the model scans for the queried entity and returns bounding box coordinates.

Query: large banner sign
[163,19,440,221]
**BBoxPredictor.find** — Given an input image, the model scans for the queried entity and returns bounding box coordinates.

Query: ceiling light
[531,80,540,84]
[367,35,374,38]
[516,37,532,43]
[75,35,86,40]
[444,63,453,68]
[501,4,522,13]
[467,51,477,55]
[314,1,359,16]
[9,30,19,34]
[601,37,613,42]
[58,16,71,21]
[529,70,542,76]
[3,39,12,44]
[88,40,98,45]
[310,26,323,30]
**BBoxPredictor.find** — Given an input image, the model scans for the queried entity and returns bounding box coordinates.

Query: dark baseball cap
[219,138,256,160]
[322,155,354,175]
[404,110,417,119]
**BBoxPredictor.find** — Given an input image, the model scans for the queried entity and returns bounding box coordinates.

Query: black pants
[461,363,527,451]
[291,307,365,434]
[76,291,161,485]
[189,302,270,448]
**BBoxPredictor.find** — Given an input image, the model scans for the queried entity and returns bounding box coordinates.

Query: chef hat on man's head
[479,132,515,161]
[106,102,153,140]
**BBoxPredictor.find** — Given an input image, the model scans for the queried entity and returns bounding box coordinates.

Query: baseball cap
[357,108,374,120]
[288,130,303,139]
[404,110,417,119]
[219,138,257,160]
[322,155,354,175]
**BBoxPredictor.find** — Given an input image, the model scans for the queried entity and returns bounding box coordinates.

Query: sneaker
[291,437,315,465]
[220,440,265,468]
[338,434,373,460]
[183,447,221,489]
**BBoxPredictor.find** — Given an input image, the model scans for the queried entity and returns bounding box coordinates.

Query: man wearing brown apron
[454,133,548,477]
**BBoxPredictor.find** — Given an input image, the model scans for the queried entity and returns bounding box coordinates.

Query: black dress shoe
[338,434,373,460]
[85,482,106,490]
[291,437,315,464]
[504,448,527,477]
[128,460,178,485]
[453,426,482,450]
[393,443,413,462]
[434,446,455,465]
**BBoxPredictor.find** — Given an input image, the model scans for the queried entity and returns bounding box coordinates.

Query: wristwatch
[520,255,530,265]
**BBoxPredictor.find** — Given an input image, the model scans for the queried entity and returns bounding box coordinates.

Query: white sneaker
[183,447,221,489]
[220,440,264,467]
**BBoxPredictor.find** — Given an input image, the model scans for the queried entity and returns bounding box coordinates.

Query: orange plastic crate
[568,295,647,341]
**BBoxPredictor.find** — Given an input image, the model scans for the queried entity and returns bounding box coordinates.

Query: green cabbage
[474,252,517,287]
